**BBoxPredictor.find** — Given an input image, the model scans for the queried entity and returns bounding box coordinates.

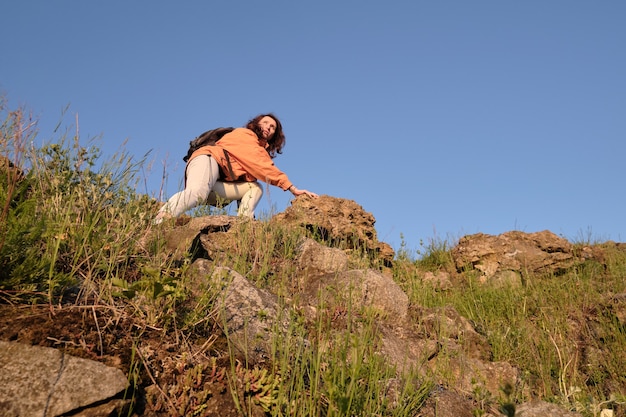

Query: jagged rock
[158,215,237,259]
[451,230,579,282]
[271,195,395,265]
[0,340,128,417]
[515,399,583,416]
[206,264,296,365]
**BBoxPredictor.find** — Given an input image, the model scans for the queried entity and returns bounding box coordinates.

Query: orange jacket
[188,128,294,191]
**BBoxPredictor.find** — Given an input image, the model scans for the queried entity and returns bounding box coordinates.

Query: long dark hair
[245,113,285,158]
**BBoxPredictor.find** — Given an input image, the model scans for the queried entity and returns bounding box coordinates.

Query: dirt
[0,303,245,416]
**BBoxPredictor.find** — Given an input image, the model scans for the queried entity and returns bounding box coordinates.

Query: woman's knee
[238,182,263,217]
[248,182,263,198]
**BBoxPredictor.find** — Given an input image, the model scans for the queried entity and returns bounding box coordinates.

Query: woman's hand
[289,185,319,198]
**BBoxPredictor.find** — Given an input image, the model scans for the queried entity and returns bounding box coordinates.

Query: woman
[155,113,318,223]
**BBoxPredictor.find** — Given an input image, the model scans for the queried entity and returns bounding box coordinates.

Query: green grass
[394,236,626,415]
[2,99,626,416]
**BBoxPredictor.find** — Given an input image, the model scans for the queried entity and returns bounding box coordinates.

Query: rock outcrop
[2,195,602,416]
[451,230,580,284]
[163,196,590,416]
[272,195,395,265]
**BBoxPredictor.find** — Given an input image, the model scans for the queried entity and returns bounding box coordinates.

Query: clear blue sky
[2,1,624,252]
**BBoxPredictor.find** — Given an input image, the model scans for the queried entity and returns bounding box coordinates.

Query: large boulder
[451,230,580,283]
[299,268,409,322]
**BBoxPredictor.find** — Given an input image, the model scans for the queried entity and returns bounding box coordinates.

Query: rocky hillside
[1,195,625,417]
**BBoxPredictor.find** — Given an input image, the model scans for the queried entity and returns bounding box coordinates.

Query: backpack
[183,127,235,162]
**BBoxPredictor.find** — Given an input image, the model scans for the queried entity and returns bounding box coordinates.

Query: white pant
[158,155,263,218]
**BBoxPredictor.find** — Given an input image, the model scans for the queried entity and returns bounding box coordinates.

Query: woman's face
[258,116,277,140]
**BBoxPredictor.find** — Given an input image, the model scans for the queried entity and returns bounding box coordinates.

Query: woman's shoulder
[230,127,255,137]
[223,127,260,144]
